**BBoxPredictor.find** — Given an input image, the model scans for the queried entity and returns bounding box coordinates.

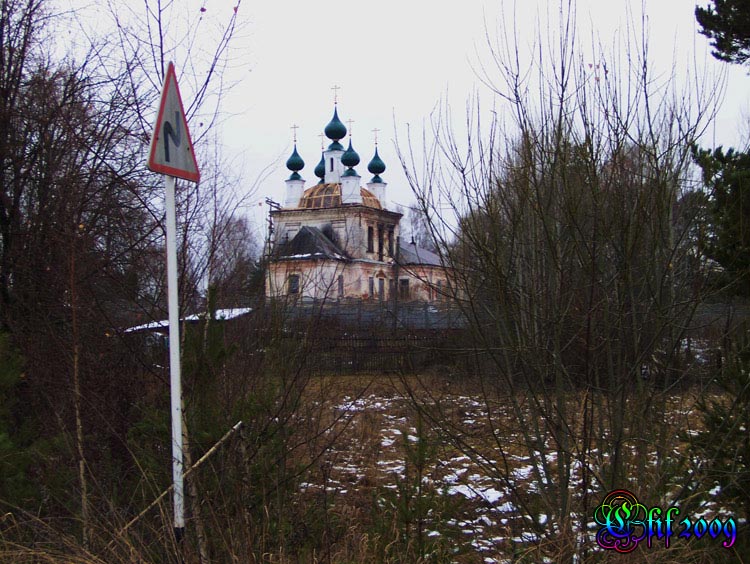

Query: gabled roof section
[398,242,442,267]
[276,226,348,261]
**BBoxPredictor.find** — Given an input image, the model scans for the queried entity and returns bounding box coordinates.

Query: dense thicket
[0,0,265,559]
[690,0,750,547]
[396,2,750,559]
[0,0,164,511]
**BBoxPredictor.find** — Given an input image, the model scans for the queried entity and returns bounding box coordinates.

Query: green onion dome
[288,171,302,181]
[328,140,345,151]
[286,144,304,172]
[314,152,325,182]
[324,108,347,141]
[341,139,360,168]
[367,147,386,176]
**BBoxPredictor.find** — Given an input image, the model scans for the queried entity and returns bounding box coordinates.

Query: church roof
[276,226,348,261]
[298,183,382,209]
[398,242,442,267]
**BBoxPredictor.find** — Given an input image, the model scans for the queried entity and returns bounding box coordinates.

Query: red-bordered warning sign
[147,62,200,183]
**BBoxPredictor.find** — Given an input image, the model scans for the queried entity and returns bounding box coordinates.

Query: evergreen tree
[693,146,750,294]
[696,0,750,64]
[688,323,750,528]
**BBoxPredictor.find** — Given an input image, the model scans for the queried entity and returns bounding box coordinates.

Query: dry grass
[0,372,741,563]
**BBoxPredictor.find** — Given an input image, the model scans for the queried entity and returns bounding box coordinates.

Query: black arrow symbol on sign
[163,112,182,163]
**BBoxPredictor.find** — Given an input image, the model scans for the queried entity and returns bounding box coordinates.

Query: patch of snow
[494,501,516,513]
[124,319,169,333]
[125,307,253,333]
[449,484,504,504]
[337,397,369,412]
[214,307,252,320]
[479,515,494,526]
[443,469,468,484]
[377,461,405,475]
[449,485,477,499]
[513,465,534,480]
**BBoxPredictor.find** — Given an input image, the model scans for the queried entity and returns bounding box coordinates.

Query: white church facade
[265,106,449,303]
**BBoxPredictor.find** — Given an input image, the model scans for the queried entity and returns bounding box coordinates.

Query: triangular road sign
[147,62,200,183]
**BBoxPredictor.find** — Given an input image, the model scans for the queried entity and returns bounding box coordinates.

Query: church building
[265,106,448,303]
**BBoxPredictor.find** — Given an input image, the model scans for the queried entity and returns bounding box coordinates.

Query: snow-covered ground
[292,383,737,562]
[301,391,572,561]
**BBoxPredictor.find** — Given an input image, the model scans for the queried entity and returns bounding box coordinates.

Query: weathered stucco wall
[267,258,450,303]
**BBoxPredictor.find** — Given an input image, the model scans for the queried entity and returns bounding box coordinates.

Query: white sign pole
[146,62,198,542]
[164,174,185,538]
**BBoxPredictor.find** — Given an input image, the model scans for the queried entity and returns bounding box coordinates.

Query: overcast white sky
[72,0,750,236]
[212,0,748,223]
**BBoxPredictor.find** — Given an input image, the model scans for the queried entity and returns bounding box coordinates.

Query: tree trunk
[70,236,89,548]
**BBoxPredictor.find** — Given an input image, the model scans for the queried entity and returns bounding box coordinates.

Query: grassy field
[274,374,737,563]
[0,372,743,563]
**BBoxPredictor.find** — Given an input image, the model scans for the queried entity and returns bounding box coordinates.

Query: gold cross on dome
[346,119,355,136]
[318,133,325,150]
[290,124,299,143]
[372,128,381,145]
[331,84,341,105]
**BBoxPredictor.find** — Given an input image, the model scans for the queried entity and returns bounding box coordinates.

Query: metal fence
[213,301,469,375]
[278,298,467,331]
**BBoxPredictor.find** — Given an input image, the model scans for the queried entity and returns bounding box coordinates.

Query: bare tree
[405,204,438,252]
[0,1,253,560]
[398,2,722,560]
